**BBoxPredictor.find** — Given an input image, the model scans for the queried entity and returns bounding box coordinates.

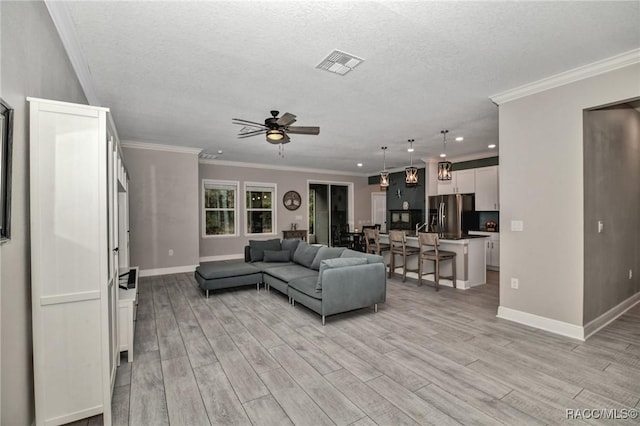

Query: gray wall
[123,147,200,273]
[0,1,87,424]
[583,105,640,323]
[199,162,371,258]
[499,62,640,327]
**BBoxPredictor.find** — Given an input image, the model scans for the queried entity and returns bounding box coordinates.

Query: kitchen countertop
[382,232,488,241]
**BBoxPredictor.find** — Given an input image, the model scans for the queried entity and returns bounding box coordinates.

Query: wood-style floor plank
[128,350,169,426]
[193,361,252,426]
[161,356,210,426]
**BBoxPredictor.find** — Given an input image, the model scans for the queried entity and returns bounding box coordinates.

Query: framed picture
[0,98,13,241]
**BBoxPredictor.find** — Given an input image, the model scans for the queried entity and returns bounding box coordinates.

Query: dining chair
[417,232,456,291]
[388,230,420,282]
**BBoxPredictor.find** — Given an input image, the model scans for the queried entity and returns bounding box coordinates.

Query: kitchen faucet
[415,222,428,235]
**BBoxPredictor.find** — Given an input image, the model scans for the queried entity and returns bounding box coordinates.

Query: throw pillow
[263,250,291,263]
[292,241,320,269]
[310,246,346,270]
[249,238,282,262]
[282,238,301,260]
[316,257,368,291]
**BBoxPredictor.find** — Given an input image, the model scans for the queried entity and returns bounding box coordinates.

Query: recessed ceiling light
[440,153,446,158]
[357,163,363,167]
[455,136,464,142]
[488,144,496,149]
[217,150,223,154]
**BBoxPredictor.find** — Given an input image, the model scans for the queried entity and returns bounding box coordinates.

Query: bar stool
[417,232,456,291]
[388,230,420,282]
[364,228,390,255]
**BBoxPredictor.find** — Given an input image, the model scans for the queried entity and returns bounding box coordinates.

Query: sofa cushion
[250,261,294,271]
[292,242,320,268]
[310,246,346,270]
[340,249,384,264]
[249,238,282,262]
[316,257,368,291]
[288,276,323,300]
[263,249,291,262]
[197,261,261,280]
[264,264,318,283]
[282,238,301,260]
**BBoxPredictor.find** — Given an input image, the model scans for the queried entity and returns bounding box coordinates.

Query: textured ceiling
[64,1,640,174]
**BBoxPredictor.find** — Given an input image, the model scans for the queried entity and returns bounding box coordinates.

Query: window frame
[244,181,277,237]
[202,179,239,238]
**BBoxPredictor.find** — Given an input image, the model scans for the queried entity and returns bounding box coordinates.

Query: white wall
[0,1,87,424]
[498,62,640,329]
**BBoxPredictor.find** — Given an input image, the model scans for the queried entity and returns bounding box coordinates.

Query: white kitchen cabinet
[29,98,127,425]
[488,237,500,270]
[475,166,499,211]
[469,231,500,270]
[437,169,476,194]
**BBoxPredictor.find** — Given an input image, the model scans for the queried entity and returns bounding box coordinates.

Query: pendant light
[405,139,418,186]
[380,146,389,188]
[438,130,453,181]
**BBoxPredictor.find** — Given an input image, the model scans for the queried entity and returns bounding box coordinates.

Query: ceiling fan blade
[232,118,267,128]
[286,126,320,135]
[238,131,264,139]
[276,112,297,127]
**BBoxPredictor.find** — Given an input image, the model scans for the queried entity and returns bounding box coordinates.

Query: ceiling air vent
[316,50,364,76]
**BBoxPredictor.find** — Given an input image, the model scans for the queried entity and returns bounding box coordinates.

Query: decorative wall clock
[283,190,302,210]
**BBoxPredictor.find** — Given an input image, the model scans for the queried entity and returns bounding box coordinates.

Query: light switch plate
[598,221,604,233]
[511,220,524,232]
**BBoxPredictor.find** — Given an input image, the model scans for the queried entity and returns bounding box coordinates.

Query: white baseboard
[139,265,198,277]
[199,254,244,263]
[497,306,585,341]
[583,292,640,340]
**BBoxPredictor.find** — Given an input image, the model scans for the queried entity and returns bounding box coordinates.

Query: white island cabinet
[380,234,488,289]
[29,98,128,426]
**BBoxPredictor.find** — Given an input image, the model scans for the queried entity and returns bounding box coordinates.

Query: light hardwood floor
[73,270,640,425]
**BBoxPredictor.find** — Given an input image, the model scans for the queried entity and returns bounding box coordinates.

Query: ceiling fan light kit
[266,129,285,142]
[438,129,453,181]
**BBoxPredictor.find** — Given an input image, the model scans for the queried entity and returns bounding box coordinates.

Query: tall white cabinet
[29,98,128,426]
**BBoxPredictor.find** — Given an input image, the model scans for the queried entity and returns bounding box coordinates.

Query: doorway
[308,181,353,246]
[371,191,387,232]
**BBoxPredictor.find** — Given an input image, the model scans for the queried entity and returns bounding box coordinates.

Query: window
[202,180,238,237]
[245,183,276,235]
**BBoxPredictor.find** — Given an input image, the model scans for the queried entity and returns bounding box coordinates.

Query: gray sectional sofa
[194,239,386,325]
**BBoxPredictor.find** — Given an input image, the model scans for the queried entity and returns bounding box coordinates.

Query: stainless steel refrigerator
[428,194,477,238]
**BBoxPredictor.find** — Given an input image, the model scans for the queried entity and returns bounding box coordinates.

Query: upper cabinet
[475,166,499,211]
[437,169,476,195]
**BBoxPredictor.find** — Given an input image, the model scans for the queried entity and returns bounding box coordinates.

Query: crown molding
[199,159,366,177]
[121,140,202,155]
[490,48,640,105]
[45,1,100,106]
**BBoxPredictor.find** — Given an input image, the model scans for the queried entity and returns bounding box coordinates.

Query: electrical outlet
[630,269,633,279]
[511,278,519,289]
[169,249,174,256]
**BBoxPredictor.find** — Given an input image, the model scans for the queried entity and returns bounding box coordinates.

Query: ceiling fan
[232,110,320,145]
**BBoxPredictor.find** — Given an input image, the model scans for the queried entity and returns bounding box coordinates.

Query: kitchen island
[380,233,487,289]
